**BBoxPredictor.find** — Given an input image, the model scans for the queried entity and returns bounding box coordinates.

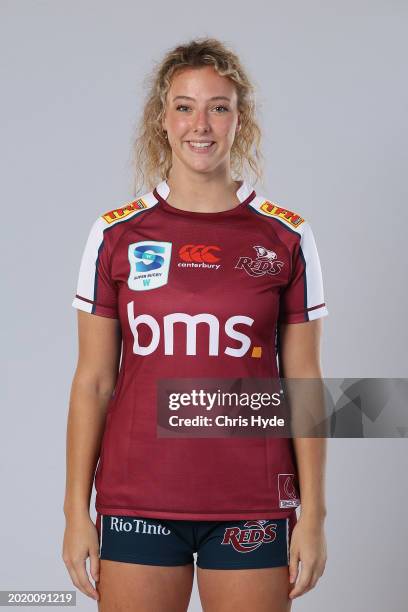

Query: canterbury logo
[179,244,221,263]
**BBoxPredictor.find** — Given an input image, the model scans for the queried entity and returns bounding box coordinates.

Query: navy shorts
[95,512,296,570]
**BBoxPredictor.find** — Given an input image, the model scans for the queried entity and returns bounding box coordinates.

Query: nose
[192,109,210,133]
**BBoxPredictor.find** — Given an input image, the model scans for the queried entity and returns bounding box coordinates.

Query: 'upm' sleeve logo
[102,198,147,223]
[260,201,304,227]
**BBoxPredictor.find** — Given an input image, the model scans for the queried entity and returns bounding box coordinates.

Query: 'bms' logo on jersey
[128,241,172,290]
[235,245,284,277]
[222,520,277,553]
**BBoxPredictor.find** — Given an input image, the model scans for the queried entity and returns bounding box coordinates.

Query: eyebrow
[172,95,231,102]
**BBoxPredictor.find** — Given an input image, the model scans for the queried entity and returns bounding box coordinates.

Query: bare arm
[279,318,328,599]
[278,318,327,521]
[62,311,121,601]
[63,311,122,519]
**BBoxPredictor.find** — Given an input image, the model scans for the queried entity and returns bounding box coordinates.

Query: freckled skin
[162,65,241,177]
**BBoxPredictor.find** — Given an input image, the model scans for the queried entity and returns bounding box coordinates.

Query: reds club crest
[278,473,300,508]
[235,245,284,277]
[221,520,277,553]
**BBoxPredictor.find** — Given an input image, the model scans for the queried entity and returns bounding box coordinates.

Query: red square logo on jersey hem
[278,474,300,508]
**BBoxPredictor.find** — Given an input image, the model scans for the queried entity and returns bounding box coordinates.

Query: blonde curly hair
[131,37,263,195]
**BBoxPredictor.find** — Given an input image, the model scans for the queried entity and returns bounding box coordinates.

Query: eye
[176,105,190,112]
[213,105,229,113]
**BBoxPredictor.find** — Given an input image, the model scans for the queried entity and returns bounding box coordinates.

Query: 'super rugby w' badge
[128,241,172,291]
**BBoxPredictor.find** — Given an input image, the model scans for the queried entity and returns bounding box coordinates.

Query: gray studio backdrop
[1,1,407,611]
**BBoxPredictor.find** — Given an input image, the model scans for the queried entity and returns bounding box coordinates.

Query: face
[162,66,241,176]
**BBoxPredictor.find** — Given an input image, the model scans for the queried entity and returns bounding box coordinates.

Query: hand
[288,515,327,600]
[62,514,100,601]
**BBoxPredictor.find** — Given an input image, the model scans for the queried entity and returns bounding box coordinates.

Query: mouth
[186,141,216,154]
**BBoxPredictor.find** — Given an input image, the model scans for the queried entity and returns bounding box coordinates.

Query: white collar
[155,179,253,203]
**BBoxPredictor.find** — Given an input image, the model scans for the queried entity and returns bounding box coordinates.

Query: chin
[181,159,216,174]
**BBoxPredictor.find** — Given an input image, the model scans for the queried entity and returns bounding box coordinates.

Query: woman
[63,38,328,611]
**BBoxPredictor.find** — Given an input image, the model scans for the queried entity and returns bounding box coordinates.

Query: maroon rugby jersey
[72,180,328,520]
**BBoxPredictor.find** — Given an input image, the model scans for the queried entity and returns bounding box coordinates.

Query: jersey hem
[95,505,297,521]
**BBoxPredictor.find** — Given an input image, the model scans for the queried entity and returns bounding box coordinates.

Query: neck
[165,166,241,213]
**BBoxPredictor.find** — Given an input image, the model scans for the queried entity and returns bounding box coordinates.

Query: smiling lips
[187,140,215,153]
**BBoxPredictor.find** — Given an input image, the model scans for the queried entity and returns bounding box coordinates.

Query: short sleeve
[72,217,119,319]
[279,222,328,324]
